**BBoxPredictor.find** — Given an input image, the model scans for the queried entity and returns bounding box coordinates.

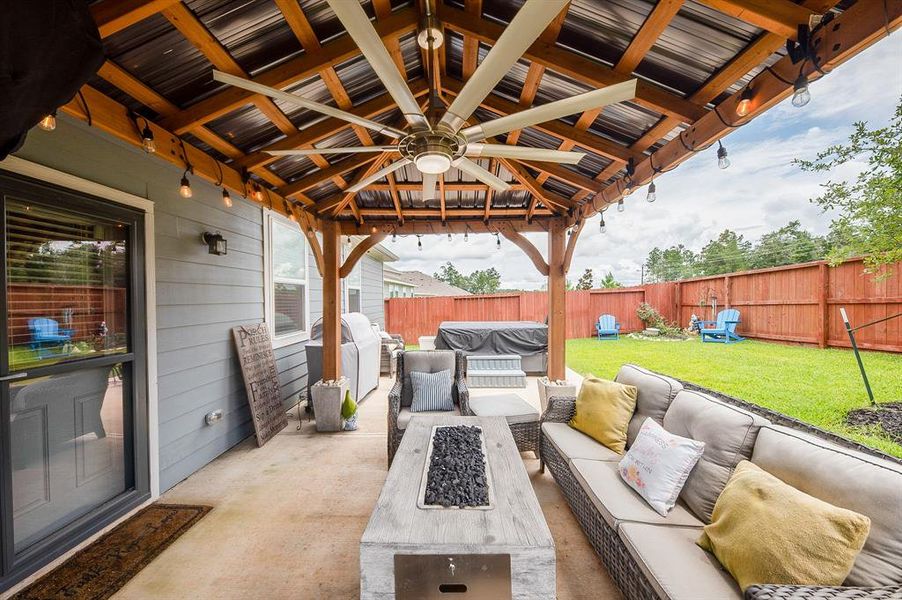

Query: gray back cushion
[663,390,769,522]
[401,350,456,407]
[615,364,683,447]
[752,425,902,587]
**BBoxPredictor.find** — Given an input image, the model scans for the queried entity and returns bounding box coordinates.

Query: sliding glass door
[0,173,149,591]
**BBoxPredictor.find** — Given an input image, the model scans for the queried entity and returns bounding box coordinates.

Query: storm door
[0,172,149,591]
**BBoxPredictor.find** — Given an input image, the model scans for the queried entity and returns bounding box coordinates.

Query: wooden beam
[500,159,573,212]
[159,8,418,134]
[340,233,388,278]
[562,218,585,273]
[547,219,567,380]
[91,0,180,38]
[498,226,549,276]
[387,173,404,223]
[338,219,553,236]
[60,85,297,221]
[321,219,343,381]
[348,208,553,218]
[314,153,396,214]
[279,153,382,198]
[439,175,447,222]
[300,217,325,276]
[438,3,707,124]
[520,162,604,194]
[615,0,684,74]
[696,0,814,40]
[363,183,527,192]
[483,159,497,221]
[462,0,482,79]
[591,0,901,217]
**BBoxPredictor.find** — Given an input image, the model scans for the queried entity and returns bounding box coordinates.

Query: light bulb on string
[141,125,156,153]
[464,230,469,242]
[417,235,423,251]
[391,232,397,243]
[617,199,625,213]
[716,141,731,170]
[179,171,193,199]
[792,73,811,107]
[38,112,57,131]
[735,87,753,117]
[221,188,232,208]
[447,232,452,242]
[646,181,656,203]
[599,213,606,233]
[495,233,501,249]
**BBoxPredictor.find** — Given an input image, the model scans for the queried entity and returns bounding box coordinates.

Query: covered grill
[306,313,381,404]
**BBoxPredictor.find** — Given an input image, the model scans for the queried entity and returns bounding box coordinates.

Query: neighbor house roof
[383,266,470,297]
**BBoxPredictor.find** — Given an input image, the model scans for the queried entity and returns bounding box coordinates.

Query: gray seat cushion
[397,406,461,430]
[570,459,704,530]
[468,394,539,424]
[751,425,902,587]
[401,350,456,407]
[618,522,741,600]
[663,390,769,522]
[615,364,683,447]
[541,422,621,462]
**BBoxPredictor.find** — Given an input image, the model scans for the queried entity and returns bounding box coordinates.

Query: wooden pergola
[69,0,899,382]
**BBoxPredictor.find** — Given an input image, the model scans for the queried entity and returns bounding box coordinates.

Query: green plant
[636,302,682,336]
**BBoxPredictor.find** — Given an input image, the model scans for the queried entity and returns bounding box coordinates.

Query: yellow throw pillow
[569,375,637,454]
[697,460,871,591]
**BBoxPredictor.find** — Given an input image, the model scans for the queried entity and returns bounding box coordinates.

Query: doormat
[11,503,212,600]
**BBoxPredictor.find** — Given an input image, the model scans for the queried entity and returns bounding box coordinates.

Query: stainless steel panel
[394,554,512,600]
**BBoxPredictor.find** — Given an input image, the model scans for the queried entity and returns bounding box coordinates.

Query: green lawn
[566,337,902,458]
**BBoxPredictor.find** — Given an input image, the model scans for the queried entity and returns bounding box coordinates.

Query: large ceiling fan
[213,0,637,203]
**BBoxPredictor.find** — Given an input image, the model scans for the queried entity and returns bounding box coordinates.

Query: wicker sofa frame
[539,373,902,600]
[387,350,469,467]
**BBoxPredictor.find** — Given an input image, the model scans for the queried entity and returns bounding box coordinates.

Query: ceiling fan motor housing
[400,130,466,174]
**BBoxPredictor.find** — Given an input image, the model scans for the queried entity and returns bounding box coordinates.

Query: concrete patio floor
[114,376,619,599]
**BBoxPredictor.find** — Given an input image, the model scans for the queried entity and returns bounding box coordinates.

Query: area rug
[11,503,212,600]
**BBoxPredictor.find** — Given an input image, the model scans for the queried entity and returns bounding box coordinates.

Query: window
[348,261,362,313]
[265,213,309,346]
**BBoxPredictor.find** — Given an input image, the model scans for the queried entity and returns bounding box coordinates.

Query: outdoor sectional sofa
[540,364,902,600]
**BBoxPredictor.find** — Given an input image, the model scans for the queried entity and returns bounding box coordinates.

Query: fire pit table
[360,415,555,599]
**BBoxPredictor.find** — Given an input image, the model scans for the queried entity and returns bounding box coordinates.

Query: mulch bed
[12,503,212,600]
[845,402,902,444]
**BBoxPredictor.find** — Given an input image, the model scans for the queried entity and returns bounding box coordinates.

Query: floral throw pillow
[618,418,706,516]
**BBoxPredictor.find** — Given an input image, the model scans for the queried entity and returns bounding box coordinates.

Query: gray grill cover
[434,321,548,373]
[306,313,381,403]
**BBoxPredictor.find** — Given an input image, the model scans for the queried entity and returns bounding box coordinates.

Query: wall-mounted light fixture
[201,231,228,255]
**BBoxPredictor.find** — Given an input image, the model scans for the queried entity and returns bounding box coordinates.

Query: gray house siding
[10,117,381,493]
[361,255,384,327]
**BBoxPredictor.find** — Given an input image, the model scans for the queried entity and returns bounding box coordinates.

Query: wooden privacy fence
[384,258,901,353]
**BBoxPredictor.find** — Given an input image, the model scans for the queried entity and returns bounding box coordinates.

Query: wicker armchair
[387,350,469,467]
[380,332,404,377]
[539,388,902,600]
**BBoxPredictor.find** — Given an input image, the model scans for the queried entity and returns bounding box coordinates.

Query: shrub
[636,303,683,337]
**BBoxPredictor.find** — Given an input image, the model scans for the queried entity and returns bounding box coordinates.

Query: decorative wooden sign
[232,323,287,447]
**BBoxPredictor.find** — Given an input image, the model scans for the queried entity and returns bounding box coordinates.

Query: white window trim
[263,209,310,349]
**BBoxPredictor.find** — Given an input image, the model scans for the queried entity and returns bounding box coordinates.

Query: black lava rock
[424,426,489,508]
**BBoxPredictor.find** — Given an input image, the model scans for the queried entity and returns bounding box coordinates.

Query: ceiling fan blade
[466,144,586,165]
[267,146,396,156]
[461,79,638,142]
[422,173,438,201]
[212,71,407,138]
[438,0,569,133]
[346,159,412,193]
[452,158,511,193]
[326,0,428,130]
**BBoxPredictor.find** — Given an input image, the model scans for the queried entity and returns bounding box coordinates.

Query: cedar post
[818,262,829,348]
[321,219,342,380]
[723,275,731,308]
[547,219,567,380]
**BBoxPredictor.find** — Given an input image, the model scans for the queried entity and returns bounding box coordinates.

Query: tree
[575,268,594,290]
[599,271,622,288]
[697,230,751,276]
[645,245,697,282]
[750,221,825,269]
[434,262,467,289]
[794,98,902,277]
[465,268,502,294]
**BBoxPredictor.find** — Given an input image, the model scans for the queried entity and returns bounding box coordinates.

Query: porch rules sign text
[233,323,288,447]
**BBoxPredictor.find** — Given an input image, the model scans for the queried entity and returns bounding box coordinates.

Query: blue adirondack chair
[596,314,621,340]
[698,308,744,343]
[28,318,74,359]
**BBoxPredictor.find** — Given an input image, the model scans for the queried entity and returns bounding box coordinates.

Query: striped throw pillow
[410,369,454,412]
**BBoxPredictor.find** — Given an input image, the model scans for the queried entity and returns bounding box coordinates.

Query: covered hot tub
[434,321,548,374]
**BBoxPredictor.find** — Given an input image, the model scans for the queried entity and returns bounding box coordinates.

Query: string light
[617,199,625,213]
[417,234,423,251]
[221,188,233,208]
[179,170,193,199]
[495,232,501,249]
[140,124,156,153]
[735,87,753,117]
[289,211,298,223]
[252,184,264,202]
[599,212,606,233]
[391,232,397,243]
[646,181,656,203]
[792,72,811,107]
[464,230,469,242]
[38,112,57,131]
[447,232,452,242]
[716,141,731,170]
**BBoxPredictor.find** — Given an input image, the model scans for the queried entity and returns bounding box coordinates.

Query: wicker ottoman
[467,393,540,456]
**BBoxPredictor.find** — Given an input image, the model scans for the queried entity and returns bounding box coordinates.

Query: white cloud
[391,36,901,290]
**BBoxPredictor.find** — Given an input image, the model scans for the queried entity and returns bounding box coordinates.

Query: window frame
[263,210,310,349]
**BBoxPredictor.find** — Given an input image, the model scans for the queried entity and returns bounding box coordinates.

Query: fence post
[723,275,731,308]
[818,263,829,348]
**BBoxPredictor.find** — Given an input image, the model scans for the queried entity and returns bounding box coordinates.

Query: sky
[387,33,902,289]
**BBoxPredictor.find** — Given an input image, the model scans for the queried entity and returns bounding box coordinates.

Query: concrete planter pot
[537,378,577,413]
[311,377,348,432]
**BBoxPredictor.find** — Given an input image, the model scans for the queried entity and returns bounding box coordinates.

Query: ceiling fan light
[415,152,451,174]
[417,24,444,50]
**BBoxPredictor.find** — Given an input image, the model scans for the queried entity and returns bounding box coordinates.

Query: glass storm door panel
[1,179,143,565]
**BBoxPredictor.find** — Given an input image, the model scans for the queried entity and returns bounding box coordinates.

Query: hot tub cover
[435,321,548,357]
